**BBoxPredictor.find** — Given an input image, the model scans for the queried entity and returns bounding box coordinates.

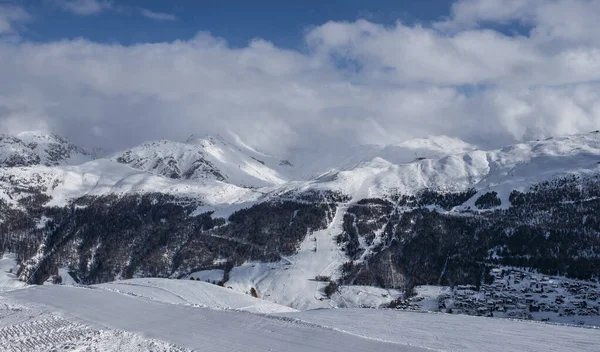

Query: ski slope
[225,204,350,310]
[284,309,600,352]
[2,283,598,351]
[0,302,191,352]
[2,285,425,352]
[0,253,26,292]
[96,278,297,314]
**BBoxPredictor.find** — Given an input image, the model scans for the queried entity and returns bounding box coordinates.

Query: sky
[1,0,600,156]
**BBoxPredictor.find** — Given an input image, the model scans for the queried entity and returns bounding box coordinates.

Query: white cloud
[437,0,540,30]
[440,0,600,46]
[0,5,31,34]
[140,9,177,21]
[306,17,600,87]
[59,0,112,16]
[0,0,599,157]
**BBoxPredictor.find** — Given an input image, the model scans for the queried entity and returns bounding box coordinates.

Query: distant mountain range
[3,130,600,209]
[1,130,599,318]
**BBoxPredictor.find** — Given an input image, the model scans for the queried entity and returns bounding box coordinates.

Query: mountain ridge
[2,130,600,210]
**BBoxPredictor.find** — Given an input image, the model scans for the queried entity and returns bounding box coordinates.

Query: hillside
[1,130,600,325]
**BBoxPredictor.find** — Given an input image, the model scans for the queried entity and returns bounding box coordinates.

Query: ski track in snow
[0,302,190,352]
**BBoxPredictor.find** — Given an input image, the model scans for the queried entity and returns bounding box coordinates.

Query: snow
[96,278,297,314]
[113,135,289,188]
[226,204,349,310]
[2,285,426,351]
[0,158,262,208]
[4,130,600,215]
[16,131,92,166]
[0,252,26,292]
[2,284,598,351]
[283,309,600,352]
[330,285,403,308]
[0,135,40,167]
[58,267,78,286]
[414,285,453,311]
[0,302,191,351]
[4,131,600,350]
[293,130,600,203]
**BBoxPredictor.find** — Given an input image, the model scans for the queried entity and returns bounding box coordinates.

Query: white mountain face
[2,130,600,209]
[0,131,92,167]
[274,131,600,205]
[0,134,41,167]
[113,135,291,188]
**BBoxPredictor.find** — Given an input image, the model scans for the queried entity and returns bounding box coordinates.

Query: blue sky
[1,0,600,154]
[19,0,452,47]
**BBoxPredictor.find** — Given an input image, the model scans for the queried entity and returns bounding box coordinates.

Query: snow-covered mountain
[276,131,600,205]
[3,129,600,324]
[0,134,41,167]
[3,130,600,209]
[112,135,293,188]
[0,131,92,167]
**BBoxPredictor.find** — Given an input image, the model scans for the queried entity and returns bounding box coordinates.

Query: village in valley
[394,267,600,326]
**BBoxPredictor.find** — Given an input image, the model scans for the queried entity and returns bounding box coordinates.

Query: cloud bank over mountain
[1,0,599,158]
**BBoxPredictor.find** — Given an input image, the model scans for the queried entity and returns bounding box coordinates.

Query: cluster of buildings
[400,267,600,326]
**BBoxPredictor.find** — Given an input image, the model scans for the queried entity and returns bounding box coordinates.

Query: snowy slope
[0,159,262,208]
[284,308,600,352]
[3,284,598,352]
[0,301,191,351]
[219,132,600,311]
[113,135,290,188]
[0,135,41,167]
[379,135,478,164]
[225,204,350,310]
[0,253,26,292]
[16,131,93,166]
[0,131,92,167]
[96,278,298,313]
[294,131,600,203]
[3,285,425,352]
[4,130,600,210]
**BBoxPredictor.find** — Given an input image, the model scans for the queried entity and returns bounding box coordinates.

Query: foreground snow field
[283,309,600,352]
[1,279,599,351]
[2,285,424,352]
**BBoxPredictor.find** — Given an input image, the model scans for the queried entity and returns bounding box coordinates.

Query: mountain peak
[114,134,288,188]
[1,131,92,167]
[395,135,477,154]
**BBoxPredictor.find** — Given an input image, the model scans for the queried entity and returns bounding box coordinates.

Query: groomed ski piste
[2,254,599,351]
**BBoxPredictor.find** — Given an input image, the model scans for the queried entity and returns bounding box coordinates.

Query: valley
[1,130,600,342]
